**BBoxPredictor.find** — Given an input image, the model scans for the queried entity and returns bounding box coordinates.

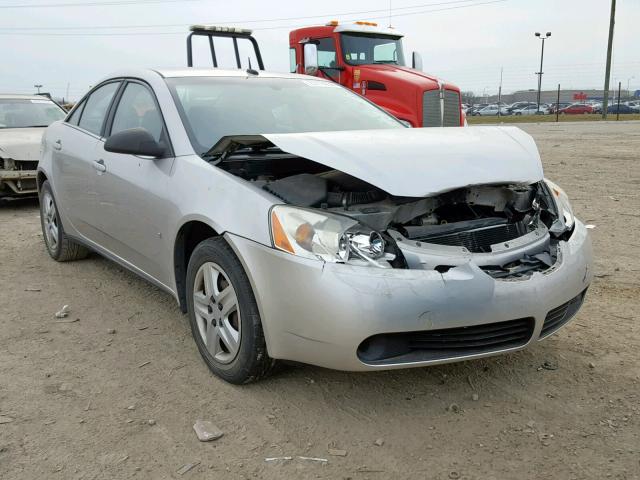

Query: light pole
[534,31,551,114]
[34,84,43,94]
[628,76,635,98]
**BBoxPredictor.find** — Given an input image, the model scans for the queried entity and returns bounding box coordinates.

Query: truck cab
[289,21,463,127]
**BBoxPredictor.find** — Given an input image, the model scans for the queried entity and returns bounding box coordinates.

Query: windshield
[166,77,403,156]
[340,33,405,66]
[0,98,66,128]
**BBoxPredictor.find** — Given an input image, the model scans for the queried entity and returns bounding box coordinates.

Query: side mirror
[303,43,319,76]
[412,51,423,71]
[104,128,165,158]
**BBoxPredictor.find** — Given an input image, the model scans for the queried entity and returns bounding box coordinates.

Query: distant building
[486,88,630,104]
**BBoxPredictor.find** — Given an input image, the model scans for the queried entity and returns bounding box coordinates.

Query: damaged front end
[0,157,38,197]
[212,134,574,279]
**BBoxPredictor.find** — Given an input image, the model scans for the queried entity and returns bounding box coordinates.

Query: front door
[92,80,175,285]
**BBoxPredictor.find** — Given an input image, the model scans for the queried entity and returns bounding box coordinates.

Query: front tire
[39,180,89,262]
[186,237,275,384]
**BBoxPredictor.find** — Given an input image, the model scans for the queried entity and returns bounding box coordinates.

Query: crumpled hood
[0,128,45,161]
[263,126,543,198]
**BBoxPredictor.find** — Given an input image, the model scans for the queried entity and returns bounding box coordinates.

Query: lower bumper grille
[358,317,535,364]
[540,289,587,338]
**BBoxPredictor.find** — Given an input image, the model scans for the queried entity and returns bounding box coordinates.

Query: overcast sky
[1,0,638,101]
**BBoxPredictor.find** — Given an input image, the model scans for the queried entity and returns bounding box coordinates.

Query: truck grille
[443,90,461,126]
[358,317,535,364]
[422,88,461,127]
[422,90,441,127]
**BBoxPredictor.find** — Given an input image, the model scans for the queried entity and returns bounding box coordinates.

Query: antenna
[388,0,392,27]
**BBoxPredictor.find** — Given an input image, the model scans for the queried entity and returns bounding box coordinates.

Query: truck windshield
[0,98,66,128]
[340,33,405,66]
[166,76,403,156]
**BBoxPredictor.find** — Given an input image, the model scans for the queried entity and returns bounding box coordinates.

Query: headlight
[270,205,393,267]
[544,179,575,230]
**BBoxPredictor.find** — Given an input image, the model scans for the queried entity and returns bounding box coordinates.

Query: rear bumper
[0,169,38,195]
[225,220,593,371]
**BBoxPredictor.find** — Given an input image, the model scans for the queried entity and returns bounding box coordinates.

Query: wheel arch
[36,170,48,192]
[174,219,222,312]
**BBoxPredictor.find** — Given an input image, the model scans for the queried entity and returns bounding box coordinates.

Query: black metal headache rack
[187,25,264,70]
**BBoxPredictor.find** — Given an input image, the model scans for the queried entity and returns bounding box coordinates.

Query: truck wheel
[39,180,89,262]
[186,237,276,384]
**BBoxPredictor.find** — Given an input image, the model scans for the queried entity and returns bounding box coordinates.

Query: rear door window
[78,82,120,136]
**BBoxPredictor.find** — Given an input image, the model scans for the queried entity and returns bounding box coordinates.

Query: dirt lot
[1,121,639,480]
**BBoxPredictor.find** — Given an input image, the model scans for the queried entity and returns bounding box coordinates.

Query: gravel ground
[1,121,639,480]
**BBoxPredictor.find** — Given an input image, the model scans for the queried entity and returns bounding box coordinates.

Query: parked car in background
[476,105,501,116]
[468,104,488,116]
[591,103,603,114]
[0,94,67,198]
[471,104,509,116]
[607,103,635,114]
[548,102,571,114]
[507,102,537,114]
[624,101,640,112]
[37,68,592,383]
[513,104,549,115]
[559,104,593,115]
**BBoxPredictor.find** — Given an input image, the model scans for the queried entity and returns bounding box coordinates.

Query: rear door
[92,80,175,285]
[52,81,122,241]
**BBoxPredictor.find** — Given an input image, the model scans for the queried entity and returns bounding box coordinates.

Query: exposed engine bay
[216,148,572,278]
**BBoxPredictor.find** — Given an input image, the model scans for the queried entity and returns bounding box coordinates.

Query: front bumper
[0,169,38,195]
[225,220,593,371]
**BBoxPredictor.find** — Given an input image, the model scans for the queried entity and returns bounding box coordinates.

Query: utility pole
[534,32,551,114]
[497,67,503,116]
[556,84,560,122]
[602,0,616,119]
[616,81,621,120]
[34,84,43,94]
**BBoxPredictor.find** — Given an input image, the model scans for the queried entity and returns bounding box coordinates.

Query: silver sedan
[38,69,593,383]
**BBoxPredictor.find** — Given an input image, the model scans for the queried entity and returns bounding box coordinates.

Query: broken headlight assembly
[544,179,575,231]
[270,205,394,267]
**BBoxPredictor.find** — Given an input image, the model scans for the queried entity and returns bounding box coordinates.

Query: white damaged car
[37,69,592,383]
[0,94,66,198]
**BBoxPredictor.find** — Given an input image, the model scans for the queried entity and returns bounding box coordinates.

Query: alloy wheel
[42,191,59,252]
[193,262,241,364]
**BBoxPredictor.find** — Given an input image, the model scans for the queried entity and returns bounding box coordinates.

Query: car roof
[0,93,51,100]
[96,68,330,87]
[151,68,316,80]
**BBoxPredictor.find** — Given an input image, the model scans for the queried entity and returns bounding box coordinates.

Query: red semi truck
[289,21,464,127]
[185,23,464,127]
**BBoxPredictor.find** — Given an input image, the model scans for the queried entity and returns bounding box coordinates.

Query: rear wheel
[39,180,89,262]
[186,237,275,384]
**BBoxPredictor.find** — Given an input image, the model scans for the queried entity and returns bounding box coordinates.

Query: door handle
[53,140,62,151]
[92,159,107,173]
